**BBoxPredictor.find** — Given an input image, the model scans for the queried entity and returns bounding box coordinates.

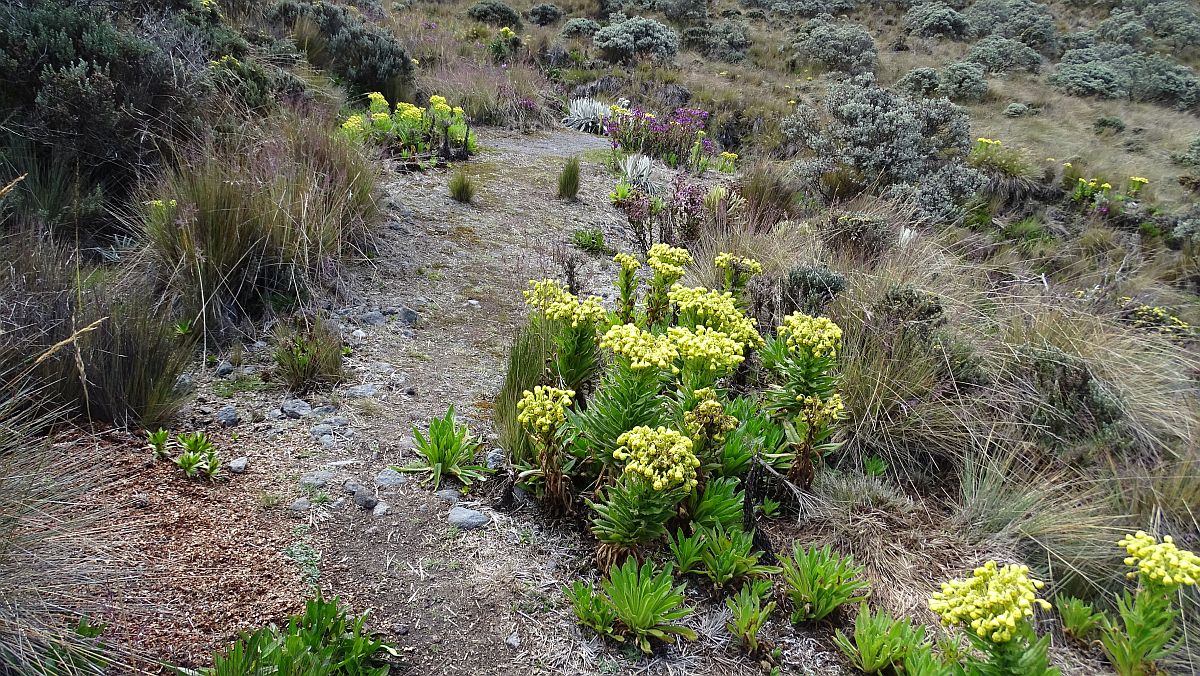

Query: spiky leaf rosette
[587,478,682,565]
[566,363,667,474]
[602,559,697,654]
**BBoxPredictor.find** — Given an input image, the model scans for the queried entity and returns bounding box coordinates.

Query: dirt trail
[307,128,631,675]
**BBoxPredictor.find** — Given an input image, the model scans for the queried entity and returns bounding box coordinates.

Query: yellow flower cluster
[668,325,745,373]
[395,102,424,125]
[976,137,1003,146]
[1119,532,1200,588]
[1101,182,1113,190]
[499,26,517,39]
[430,94,452,116]
[798,393,845,427]
[647,243,693,282]
[714,252,763,276]
[516,385,575,435]
[614,253,641,273]
[929,561,1051,643]
[371,112,389,124]
[668,285,763,348]
[613,426,700,491]
[600,324,678,369]
[1130,305,1191,334]
[342,114,366,132]
[684,388,737,442]
[720,151,738,161]
[523,279,605,326]
[778,312,842,359]
[524,279,571,312]
[367,91,389,112]
[1130,176,1149,185]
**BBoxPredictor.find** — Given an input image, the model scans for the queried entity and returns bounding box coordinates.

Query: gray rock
[372,501,391,517]
[330,498,346,509]
[404,386,418,396]
[448,506,489,530]
[289,497,311,513]
[281,399,312,418]
[319,434,336,449]
[251,340,269,351]
[214,360,235,377]
[310,423,334,438]
[505,633,521,649]
[351,329,368,339]
[300,470,334,489]
[216,405,240,427]
[228,456,249,474]
[386,306,419,326]
[345,383,380,398]
[353,486,379,510]
[325,416,351,428]
[343,479,365,495]
[174,374,194,394]
[375,467,408,487]
[359,310,387,326]
[435,489,461,503]
[486,448,505,470]
[313,404,337,415]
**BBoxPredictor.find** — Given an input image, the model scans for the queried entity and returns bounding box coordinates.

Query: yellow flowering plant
[929,562,1059,675]
[339,91,475,162]
[1099,532,1199,676]
[667,325,746,388]
[668,285,763,349]
[645,244,693,326]
[761,312,844,487]
[714,252,763,297]
[613,253,641,323]
[613,426,700,492]
[516,386,576,513]
[524,279,606,405]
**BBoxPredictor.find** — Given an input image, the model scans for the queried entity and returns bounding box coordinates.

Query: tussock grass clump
[558,156,581,201]
[0,240,192,428]
[141,111,379,337]
[449,167,477,203]
[273,317,345,392]
[493,321,554,467]
[0,380,138,673]
[738,162,800,233]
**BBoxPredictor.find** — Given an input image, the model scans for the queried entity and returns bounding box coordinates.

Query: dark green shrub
[1051,61,1127,99]
[528,2,564,25]
[269,0,414,98]
[0,0,215,236]
[467,0,522,27]
[963,0,1056,52]
[273,317,344,392]
[940,61,988,101]
[964,35,1041,74]
[1175,134,1200,167]
[905,2,971,39]
[682,20,752,62]
[449,167,477,203]
[558,156,581,200]
[782,265,846,314]
[1093,115,1125,135]
[593,16,680,63]
[1003,102,1030,117]
[663,0,708,24]
[753,0,856,17]
[562,17,601,38]
[787,15,877,75]
[895,67,941,96]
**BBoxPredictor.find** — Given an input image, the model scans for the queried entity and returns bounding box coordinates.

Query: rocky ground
[106,128,865,675]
